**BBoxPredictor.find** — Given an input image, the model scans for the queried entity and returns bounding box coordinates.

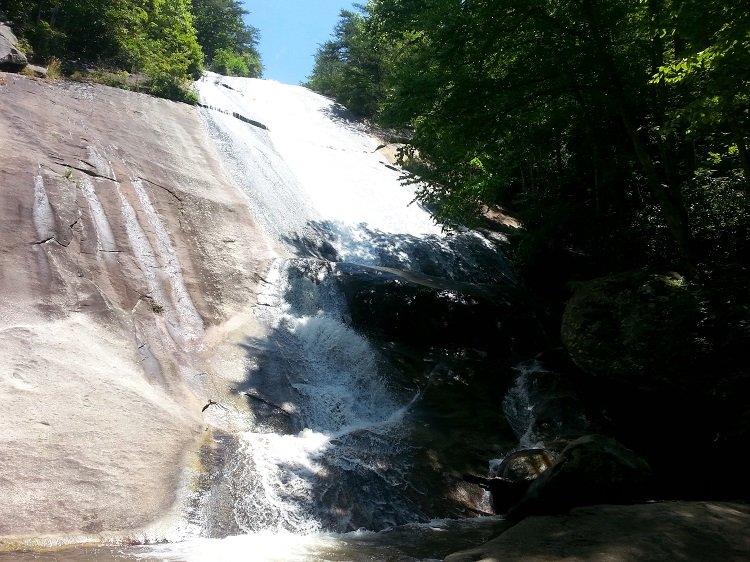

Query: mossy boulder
[559,269,750,499]
[561,271,702,391]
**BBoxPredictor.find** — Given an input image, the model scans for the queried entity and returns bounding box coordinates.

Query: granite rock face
[0,23,27,69]
[0,73,275,542]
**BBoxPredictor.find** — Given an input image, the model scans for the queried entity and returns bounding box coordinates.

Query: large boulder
[508,434,653,520]
[462,475,532,515]
[494,448,556,481]
[465,449,557,514]
[561,271,702,391]
[560,270,750,498]
[0,66,274,541]
[0,22,28,69]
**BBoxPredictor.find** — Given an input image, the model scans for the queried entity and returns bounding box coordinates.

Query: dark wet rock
[465,450,556,514]
[502,363,596,448]
[508,434,653,520]
[560,269,750,500]
[494,449,556,482]
[332,261,539,356]
[283,219,516,285]
[0,22,27,69]
[464,474,531,514]
[445,502,750,562]
[270,259,531,523]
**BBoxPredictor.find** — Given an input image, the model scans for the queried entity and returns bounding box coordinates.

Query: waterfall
[129,73,519,560]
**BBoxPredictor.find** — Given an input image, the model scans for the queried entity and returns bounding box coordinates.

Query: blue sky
[243,1,358,85]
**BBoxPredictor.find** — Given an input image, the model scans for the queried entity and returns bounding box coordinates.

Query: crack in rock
[138,177,183,203]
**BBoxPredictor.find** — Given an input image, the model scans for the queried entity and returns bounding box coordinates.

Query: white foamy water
[126,515,509,562]
[194,73,464,270]
[211,258,420,537]
[121,74,513,560]
[197,74,440,237]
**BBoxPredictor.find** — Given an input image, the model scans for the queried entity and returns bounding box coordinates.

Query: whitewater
[138,73,515,561]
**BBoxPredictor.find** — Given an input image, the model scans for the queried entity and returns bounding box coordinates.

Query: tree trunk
[580,0,698,269]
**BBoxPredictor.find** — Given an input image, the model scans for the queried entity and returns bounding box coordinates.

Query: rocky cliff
[0,72,275,545]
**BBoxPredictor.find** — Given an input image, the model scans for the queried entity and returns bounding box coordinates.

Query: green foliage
[113,0,204,99]
[310,0,749,276]
[306,8,387,117]
[1,0,263,99]
[192,0,263,77]
[210,48,261,77]
[70,69,132,89]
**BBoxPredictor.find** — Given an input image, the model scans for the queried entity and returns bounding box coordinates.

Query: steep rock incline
[0,73,275,543]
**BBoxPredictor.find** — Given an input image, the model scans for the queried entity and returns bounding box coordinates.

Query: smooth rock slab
[445,502,750,562]
[0,72,274,543]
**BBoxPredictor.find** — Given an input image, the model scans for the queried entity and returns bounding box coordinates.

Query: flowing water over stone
[1,73,533,560]
[136,73,528,559]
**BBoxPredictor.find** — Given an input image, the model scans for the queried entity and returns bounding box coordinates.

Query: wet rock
[508,434,653,520]
[0,22,28,69]
[0,73,273,538]
[465,449,556,514]
[502,362,596,448]
[332,261,537,355]
[560,270,750,499]
[493,448,556,481]
[464,474,532,514]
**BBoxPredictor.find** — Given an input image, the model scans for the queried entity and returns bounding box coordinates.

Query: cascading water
[207,258,429,536]
[123,74,525,560]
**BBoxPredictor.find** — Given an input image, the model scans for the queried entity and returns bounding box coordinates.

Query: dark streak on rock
[138,177,183,202]
[197,102,269,131]
[240,390,292,417]
[33,236,57,245]
[67,164,116,182]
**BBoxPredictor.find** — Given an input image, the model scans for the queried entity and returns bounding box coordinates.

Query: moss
[561,271,702,390]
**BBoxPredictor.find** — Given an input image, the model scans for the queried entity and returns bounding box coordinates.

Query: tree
[309,0,749,272]
[306,8,386,117]
[191,0,262,77]
[654,1,750,190]
[1,0,266,97]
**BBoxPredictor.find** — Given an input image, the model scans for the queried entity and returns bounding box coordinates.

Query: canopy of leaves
[307,0,749,279]
[305,9,386,117]
[1,0,263,99]
[192,0,262,77]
